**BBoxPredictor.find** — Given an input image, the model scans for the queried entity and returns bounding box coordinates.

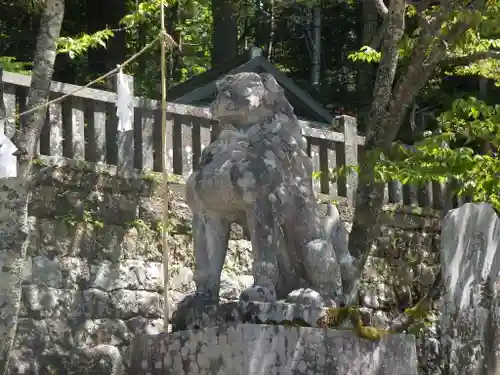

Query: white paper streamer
[116,68,133,132]
[0,129,18,178]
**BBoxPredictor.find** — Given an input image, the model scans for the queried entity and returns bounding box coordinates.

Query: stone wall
[1,157,442,374]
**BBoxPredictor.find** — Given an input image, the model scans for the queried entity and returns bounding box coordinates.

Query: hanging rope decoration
[115,0,175,333]
[159,0,172,332]
[115,66,134,132]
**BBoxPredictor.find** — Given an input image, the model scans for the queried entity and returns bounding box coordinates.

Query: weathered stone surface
[184,72,353,310]
[171,300,327,331]
[0,178,30,374]
[0,157,443,374]
[10,317,130,375]
[130,324,419,375]
[439,203,500,375]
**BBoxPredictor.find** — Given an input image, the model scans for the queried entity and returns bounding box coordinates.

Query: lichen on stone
[315,306,389,341]
[317,307,352,328]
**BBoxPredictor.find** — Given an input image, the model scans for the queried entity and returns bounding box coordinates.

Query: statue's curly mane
[213,72,306,158]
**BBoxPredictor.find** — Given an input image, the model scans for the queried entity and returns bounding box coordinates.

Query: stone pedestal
[130,324,418,375]
[171,300,327,332]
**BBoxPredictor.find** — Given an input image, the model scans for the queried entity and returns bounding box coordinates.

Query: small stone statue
[182,72,355,312]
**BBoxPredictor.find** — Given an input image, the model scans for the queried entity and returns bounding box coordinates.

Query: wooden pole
[160,0,171,332]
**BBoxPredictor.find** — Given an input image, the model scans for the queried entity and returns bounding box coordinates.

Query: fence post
[115,73,135,177]
[0,68,16,139]
[0,67,5,136]
[86,101,106,163]
[0,68,18,178]
[62,96,85,160]
[341,115,358,206]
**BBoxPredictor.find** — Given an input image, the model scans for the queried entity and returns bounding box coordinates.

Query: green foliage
[348,46,381,64]
[294,0,321,7]
[120,0,168,27]
[0,56,31,74]
[445,7,500,85]
[370,97,500,209]
[176,0,212,81]
[344,2,500,211]
[57,29,115,59]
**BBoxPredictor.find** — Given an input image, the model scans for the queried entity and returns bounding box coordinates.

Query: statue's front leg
[303,239,343,305]
[240,201,279,303]
[289,192,343,306]
[193,211,230,300]
[178,210,230,312]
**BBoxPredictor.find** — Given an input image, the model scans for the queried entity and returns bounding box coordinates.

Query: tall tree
[254,0,275,57]
[211,0,238,65]
[348,0,500,286]
[0,1,65,373]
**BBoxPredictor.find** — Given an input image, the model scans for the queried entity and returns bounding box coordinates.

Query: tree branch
[383,2,465,143]
[389,269,442,333]
[365,0,406,143]
[373,0,388,17]
[443,50,500,66]
[347,0,406,266]
[368,20,386,49]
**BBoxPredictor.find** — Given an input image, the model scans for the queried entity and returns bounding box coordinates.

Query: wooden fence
[1,70,467,210]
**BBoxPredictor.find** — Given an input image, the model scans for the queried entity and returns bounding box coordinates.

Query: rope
[159,0,172,333]
[0,34,168,122]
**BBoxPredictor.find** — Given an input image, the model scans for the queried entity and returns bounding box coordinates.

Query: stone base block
[130,323,418,375]
[171,300,327,331]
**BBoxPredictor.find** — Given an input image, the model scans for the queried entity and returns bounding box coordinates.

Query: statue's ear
[216,74,235,92]
[259,73,282,94]
[215,77,224,91]
[259,73,284,106]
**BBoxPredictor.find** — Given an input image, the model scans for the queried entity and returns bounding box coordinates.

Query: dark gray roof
[168,48,333,124]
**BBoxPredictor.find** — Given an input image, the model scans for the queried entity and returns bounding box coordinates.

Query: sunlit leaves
[406,4,417,18]
[447,55,500,86]
[348,35,415,64]
[348,46,381,64]
[0,56,32,75]
[176,0,212,81]
[368,97,500,209]
[57,29,114,59]
[442,4,500,83]
[121,0,173,28]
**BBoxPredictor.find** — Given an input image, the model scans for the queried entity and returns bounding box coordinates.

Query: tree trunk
[167,2,182,84]
[15,0,65,161]
[211,0,238,66]
[348,0,469,280]
[347,0,405,270]
[356,0,378,132]
[0,1,65,373]
[254,0,274,58]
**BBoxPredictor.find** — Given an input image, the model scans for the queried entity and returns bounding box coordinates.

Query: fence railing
[1,70,467,210]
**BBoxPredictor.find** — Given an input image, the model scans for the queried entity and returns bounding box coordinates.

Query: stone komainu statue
[184,72,355,308]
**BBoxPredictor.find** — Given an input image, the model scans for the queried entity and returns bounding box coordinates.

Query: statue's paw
[285,288,335,308]
[239,286,277,303]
